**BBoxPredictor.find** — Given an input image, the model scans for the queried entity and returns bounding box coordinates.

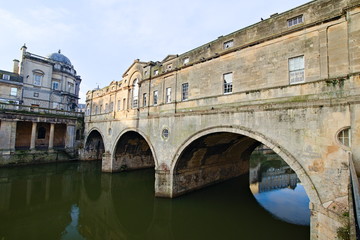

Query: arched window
[338,128,351,147]
[38,127,46,139]
[132,79,139,108]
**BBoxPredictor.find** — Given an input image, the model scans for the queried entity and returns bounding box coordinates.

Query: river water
[0,156,310,240]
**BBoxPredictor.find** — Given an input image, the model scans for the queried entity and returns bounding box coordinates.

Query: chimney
[20,44,27,59]
[13,59,19,74]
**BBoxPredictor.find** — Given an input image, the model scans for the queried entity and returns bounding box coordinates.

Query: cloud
[0,7,78,45]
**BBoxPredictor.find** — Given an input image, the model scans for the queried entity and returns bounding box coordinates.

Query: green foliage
[326,78,345,88]
[337,225,350,240]
[120,164,128,171]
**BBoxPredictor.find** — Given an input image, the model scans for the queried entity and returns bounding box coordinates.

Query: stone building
[17,45,81,111]
[0,70,22,104]
[83,0,360,239]
[0,46,84,165]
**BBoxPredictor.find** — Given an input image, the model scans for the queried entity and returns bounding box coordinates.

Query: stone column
[30,122,37,150]
[154,169,173,198]
[65,124,75,149]
[48,123,55,150]
[0,120,17,154]
[102,151,113,172]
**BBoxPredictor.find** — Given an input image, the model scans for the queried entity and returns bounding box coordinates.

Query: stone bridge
[82,0,360,239]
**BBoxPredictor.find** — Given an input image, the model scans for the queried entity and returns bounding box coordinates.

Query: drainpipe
[175,70,178,114]
[148,64,152,116]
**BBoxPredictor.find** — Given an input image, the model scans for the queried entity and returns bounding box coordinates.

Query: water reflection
[62,205,85,240]
[0,161,309,240]
[249,151,310,225]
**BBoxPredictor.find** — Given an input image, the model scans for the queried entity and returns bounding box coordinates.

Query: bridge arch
[83,128,106,161]
[170,126,321,205]
[111,128,158,172]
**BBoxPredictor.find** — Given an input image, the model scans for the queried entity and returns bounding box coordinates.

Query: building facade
[0,46,84,165]
[17,45,82,111]
[83,0,360,239]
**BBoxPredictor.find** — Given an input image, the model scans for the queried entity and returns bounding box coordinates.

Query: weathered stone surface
[83,1,360,239]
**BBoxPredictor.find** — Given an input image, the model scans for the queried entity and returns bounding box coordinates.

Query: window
[123,98,126,110]
[2,74,10,80]
[167,64,172,71]
[182,83,189,101]
[154,70,159,76]
[100,105,102,114]
[288,15,303,27]
[223,40,234,49]
[223,73,233,94]
[338,128,351,147]
[162,128,169,139]
[117,100,121,111]
[53,102,59,109]
[143,93,147,107]
[95,106,98,114]
[289,56,305,84]
[68,82,74,93]
[33,73,42,86]
[105,103,108,112]
[86,106,90,115]
[166,88,171,103]
[153,90,158,105]
[34,92,39,97]
[52,81,59,90]
[37,127,46,139]
[10,88,17,96]
[132,79,139,108]
[109,102,113,112]
[183,57,189,65]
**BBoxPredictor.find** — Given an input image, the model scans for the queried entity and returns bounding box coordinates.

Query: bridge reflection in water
[249,151,310,226]
[0,160,309,240]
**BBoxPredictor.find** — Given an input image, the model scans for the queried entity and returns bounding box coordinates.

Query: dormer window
[288,15,303,27]
[167,64,173,71]
[154,70,159,76]
[223,40,234,49]
[183,57,189,65]
[2,74,10,80]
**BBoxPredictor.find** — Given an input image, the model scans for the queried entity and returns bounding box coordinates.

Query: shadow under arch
[84,128,105,161]
[170,126,321,205]
[111,128,158,172]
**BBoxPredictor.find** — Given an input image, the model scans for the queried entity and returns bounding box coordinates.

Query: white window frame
[289,55,305,84]
[182,83,189,101]
[2,74,10,80]
[288,15,304,27]
[33,73,42,86]
[52,81,59,90]
[166,87,171,103]
[132,79,139,108]
[153,90,158,105]
[223,72,233,94]
[10,88,17,96]
[338,128,351,147]
[68,82,74,93]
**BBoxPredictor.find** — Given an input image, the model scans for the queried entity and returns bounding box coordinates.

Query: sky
[0,0,311,103]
